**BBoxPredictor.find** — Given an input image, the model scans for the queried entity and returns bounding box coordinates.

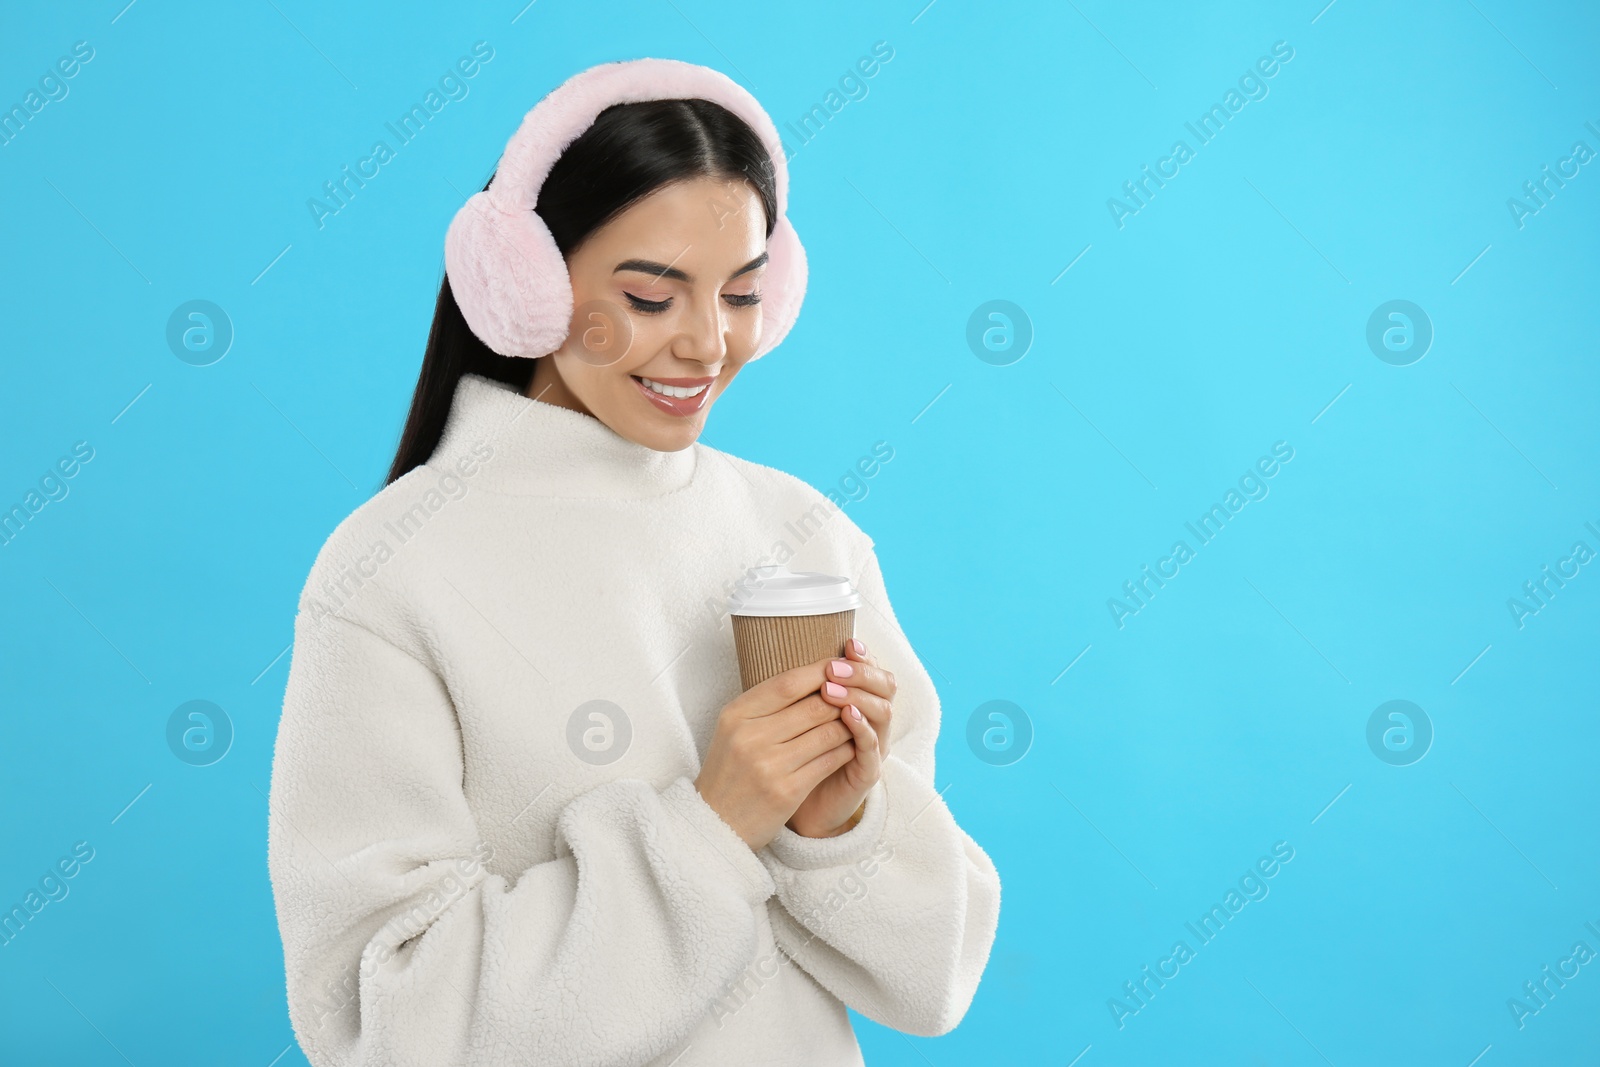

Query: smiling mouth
[630,375,714,417]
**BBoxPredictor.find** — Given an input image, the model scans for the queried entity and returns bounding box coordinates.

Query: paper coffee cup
[727,565,859,691]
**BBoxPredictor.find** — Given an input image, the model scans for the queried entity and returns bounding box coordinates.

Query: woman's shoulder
[696,442,877,557]
[293,465,451,631]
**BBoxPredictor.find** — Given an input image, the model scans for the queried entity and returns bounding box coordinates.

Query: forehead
[581,176,767,264]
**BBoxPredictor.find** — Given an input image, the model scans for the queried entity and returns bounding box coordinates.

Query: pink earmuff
[443,57,807,361]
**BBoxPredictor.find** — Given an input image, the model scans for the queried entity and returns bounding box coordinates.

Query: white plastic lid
[726,565,860,617]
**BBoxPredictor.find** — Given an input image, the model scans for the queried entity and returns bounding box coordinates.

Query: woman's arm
[755,533,1002,1037]
[267,609,775,1067]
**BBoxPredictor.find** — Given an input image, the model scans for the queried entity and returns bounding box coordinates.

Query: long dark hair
[384,98,779,486]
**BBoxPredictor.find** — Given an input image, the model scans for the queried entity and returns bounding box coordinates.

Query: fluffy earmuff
[443,57,807,361]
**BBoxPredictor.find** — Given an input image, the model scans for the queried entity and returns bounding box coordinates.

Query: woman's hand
[786,639,897,839]
[694,660,860,851]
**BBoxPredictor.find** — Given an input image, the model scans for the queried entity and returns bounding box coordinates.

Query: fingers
[767,692,843,744]
[734,659,831,718]
[779,717,852,772]
[729,649,893,723]
[820,682,891,731]
[839,704,881,786]
[794,735,857,793]
[818,659,892,746]
[825,654,896,703]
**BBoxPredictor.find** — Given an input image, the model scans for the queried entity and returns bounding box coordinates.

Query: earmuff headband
[443,57,807,361]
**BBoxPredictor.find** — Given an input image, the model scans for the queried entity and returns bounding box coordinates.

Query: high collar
[426,373,698,499]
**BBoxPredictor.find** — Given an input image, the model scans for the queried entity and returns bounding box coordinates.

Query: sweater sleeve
[267,607,776,1067]
[754,534,1002,1037]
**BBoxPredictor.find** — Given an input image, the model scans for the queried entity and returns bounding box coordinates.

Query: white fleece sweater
[267,372,1001,1067]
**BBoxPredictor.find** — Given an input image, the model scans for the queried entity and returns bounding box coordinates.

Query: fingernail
[850,705,862,721]
[825,681,847,699]
[850,638,865,655]
[831,659,854,678]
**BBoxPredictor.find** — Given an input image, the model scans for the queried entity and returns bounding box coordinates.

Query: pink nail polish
[831,659,854,678]
[825,681,847,699]
[850,638,865,655]
[850,705,862,720]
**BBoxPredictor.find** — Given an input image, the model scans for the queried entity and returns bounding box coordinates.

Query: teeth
[639,377,709,399]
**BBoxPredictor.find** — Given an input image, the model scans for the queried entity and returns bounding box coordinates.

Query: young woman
[267,58,1000,1067]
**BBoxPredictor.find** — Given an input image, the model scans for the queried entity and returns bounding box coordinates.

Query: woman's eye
[624,292,762,313]
[623,293,672,314]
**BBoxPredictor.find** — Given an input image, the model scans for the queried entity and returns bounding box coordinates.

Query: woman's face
[526,175,769,452]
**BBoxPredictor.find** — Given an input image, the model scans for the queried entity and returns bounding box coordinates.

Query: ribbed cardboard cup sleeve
[730,610,856,691]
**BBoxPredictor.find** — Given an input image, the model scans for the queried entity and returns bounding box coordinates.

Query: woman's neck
[429,373,697,499]
[525,359,593,419]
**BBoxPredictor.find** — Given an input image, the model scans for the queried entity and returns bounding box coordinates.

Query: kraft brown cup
[726,567,860,691]
[730,609,856,691]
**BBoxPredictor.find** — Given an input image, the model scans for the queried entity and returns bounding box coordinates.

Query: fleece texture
[444,57,808,361]
[266,373,1001,1066]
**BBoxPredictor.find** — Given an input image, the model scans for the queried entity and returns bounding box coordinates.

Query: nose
[671,292,730,369]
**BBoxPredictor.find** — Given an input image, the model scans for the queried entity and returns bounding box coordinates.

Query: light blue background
[3,1,1597,1063]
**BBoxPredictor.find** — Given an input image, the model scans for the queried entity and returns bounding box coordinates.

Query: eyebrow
[613,251,768,284]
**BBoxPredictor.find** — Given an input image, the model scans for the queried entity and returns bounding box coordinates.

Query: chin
[621,410,705,453]
[624,384,721,449]
[650,418,706,452]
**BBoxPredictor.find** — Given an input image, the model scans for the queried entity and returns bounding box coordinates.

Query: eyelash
[623,292,762,315]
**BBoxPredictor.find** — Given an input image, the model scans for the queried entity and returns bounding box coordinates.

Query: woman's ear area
[444,190,574,359]
[751,213,806,359]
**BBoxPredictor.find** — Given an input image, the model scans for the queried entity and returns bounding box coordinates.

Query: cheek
[716,365,742,392]
[555,350,628,405]
[726,307,764,354]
